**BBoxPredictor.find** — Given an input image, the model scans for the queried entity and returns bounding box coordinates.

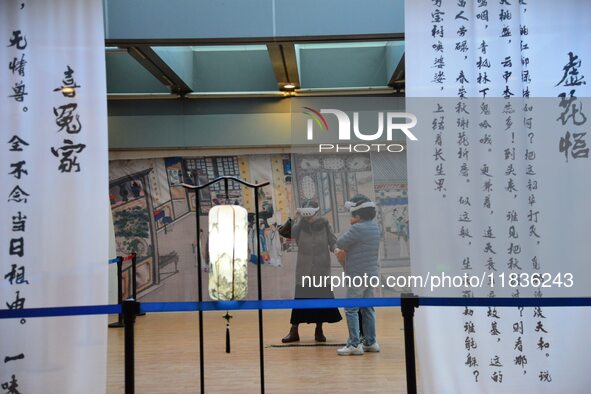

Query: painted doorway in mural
[110,169,159,298]
[294,153,374,234]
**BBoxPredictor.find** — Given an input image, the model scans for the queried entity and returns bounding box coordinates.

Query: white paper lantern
[208,205,248,300]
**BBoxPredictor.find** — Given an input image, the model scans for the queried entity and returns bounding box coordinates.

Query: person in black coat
[282,200,342,343]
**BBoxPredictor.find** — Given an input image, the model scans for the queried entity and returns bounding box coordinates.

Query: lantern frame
[182,176,269,394]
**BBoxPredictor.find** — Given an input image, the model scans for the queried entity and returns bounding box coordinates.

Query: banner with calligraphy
[405,1,591,393]
[1,1,108,393]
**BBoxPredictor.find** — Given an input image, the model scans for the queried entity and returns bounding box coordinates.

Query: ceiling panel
[297,41,404,89]
[192,45,277,92]
[106,50,169,93]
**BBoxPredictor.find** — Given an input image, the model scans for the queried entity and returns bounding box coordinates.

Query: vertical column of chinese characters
[431,0,446,91]
[479,101,495,290]
[4,3,29,393]
[454,1,480,384]
[487,306,503,384]
[519,10,530,98]
[433,104,447,196]
[503,99,521,290]
[456,99,473,281]
[454,0,480,382]
[499,1,514,100]
[475,0,495,300]
[475,0,491,98]
[51,66,84,173]
[431,0,447,197]
[556,53,588,163]
[521,41,541,381]
[520,2,539,298]
[478,98,502,383]
[511,100,535,384]
[453,0,469,100]
[463,306,480,382]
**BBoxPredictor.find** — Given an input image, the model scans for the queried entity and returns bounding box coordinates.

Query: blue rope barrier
[108,258,120,264]
[0,304,121,319]
[2,297,591,320]
[420,297,591,307]
[140,297,402,313]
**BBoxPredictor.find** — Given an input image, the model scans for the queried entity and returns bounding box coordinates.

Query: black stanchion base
[137,312,146,316]
[109,321,124,328]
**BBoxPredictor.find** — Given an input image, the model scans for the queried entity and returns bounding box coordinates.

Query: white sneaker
[337,344,364,356]
[363,342,381,353]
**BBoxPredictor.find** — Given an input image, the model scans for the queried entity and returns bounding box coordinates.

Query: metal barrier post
[109,256,124,328]
[401,293,419,394]
[123,299,140,394]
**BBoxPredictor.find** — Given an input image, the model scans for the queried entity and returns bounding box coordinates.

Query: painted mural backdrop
[109,152,410,302]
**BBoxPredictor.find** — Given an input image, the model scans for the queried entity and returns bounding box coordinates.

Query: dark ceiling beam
[282,43,300,90]
[388,53,405,89]
[106,33,404,47]
[267,43,300,90]
[267,44,287,85]
[126,46,193,95]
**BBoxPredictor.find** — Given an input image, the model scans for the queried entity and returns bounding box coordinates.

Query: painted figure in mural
[266,222,282,267]
[119,184,129,202]
[248,218,270,264]
[199,229,209,272]
[282,200,342,343]
[334,194,381,355]
[393,207,409,257]
[130,181,142,198]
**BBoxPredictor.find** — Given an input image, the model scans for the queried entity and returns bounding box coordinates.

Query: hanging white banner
[1,0,108,393]
[405,0,591,393]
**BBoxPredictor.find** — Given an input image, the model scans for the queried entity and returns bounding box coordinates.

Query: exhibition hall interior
[2,0,590,393]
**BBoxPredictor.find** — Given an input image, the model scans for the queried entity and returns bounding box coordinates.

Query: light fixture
[208,205,248,301]
[283,83,296,90]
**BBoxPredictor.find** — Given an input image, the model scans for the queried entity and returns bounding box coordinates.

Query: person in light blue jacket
[334,194,381,356]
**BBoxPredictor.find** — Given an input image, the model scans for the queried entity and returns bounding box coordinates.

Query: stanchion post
[194,189,205,394]
[123,299,140,394]
[254,186,265,394]
[401,293,419,394]
[109,256,124,328]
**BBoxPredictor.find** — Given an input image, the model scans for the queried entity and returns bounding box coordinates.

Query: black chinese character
[53,66,81,97]
[559,131,589,161]
[7,186,29,203]
[8,81,28,102]
[1,374,20,394]
[7,31,27,50]
[4,264,29,285]
[6,290,25,310]
[8,135,29,151]
[555,52,586,87]
[8,53,26,77]
[9,237,24,257]
[3,354,24,363]
[9,161,27,179]
[50,139,87,172]
[53,103,82,133]
[11,212,26,231]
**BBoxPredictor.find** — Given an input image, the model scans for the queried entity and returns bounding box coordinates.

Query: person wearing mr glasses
[334,195,381,356]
